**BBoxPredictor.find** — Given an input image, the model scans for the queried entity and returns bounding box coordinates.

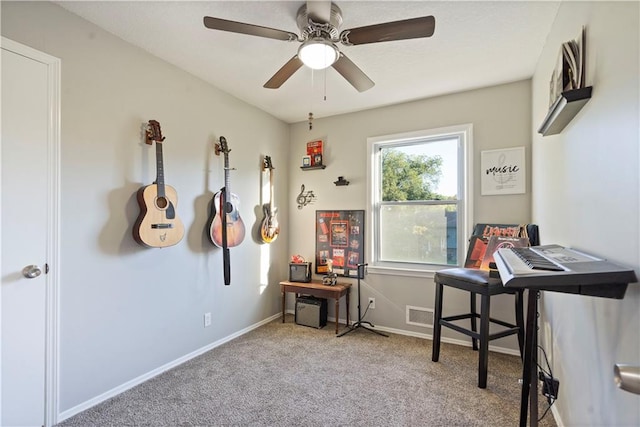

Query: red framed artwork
[315,210,364,278]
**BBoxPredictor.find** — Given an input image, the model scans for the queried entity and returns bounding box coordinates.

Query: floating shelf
[538,86,592,136]
[300,165,326,171]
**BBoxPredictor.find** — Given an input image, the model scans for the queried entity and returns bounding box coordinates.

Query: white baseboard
[61,311,522,423]
[57,313,280,423]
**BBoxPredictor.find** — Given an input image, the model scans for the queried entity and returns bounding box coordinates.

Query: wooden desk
[280,280,351,334]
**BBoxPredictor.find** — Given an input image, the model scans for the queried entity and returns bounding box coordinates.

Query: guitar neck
[269,168,275,210]
[155,141,166,197]
[224,152,230,194]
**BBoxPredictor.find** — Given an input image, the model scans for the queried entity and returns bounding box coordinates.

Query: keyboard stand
[494,245,637,427]
[520,289,540,427]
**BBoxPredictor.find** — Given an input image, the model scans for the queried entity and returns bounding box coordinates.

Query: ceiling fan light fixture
[298,38,339,70]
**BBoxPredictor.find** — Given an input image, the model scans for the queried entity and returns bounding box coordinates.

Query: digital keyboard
[494,244,637,299]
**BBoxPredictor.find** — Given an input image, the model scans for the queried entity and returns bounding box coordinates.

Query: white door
[1,38,60,427]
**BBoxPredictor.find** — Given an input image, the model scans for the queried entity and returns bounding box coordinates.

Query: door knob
[22,265,42,279]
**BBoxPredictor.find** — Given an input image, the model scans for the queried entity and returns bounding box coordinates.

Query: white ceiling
[56,1,561,124]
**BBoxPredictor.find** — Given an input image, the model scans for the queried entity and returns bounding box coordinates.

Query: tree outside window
[368,125,471,270]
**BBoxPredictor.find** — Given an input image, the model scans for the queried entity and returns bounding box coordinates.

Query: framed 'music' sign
[315,210,365,278]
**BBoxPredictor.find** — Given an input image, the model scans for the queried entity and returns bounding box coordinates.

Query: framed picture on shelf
[307,139,324,166]
[302,155,311,167]
[315,210,364,278]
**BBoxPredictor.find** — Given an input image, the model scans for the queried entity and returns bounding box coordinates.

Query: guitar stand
[337,263,388,338]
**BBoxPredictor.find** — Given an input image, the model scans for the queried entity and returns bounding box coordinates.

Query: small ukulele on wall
[133,120,185,248]
[260,156,279,243]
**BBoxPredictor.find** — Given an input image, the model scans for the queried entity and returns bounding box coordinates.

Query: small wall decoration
[296,184,316,209]
[315,210,365,278]
[481,147,525,195]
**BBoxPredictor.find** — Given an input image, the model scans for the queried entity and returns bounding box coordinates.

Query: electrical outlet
[204,312,212,327]
[368,297,376,309]
[538,371,559,402]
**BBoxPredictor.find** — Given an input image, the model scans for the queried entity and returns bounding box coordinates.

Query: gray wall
[531,2,640,426]
[6,1,638,426]
[2,1,290,416]
[288,80,532,345]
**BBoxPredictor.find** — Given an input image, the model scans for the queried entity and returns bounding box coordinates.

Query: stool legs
[470,292,478,351]
[431,282,444,362]
[478,293,491,388]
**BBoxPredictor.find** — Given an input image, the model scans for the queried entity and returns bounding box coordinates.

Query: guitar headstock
[263,155,274,171]
[215,136,230,156]
[145,120,165,145]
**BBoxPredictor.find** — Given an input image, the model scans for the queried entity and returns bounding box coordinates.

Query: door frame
[1,37,61,427]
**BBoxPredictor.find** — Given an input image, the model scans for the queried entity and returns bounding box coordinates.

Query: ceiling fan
[203,1,435,92]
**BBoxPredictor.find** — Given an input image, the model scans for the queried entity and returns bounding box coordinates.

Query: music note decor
[480,146,525,196]
[296,184,316,209]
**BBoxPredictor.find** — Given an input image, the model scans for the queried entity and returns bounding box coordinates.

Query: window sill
[367,265,454,279]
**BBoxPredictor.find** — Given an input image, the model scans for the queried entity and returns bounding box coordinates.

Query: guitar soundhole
[225,201,233,213]
[156,196,168,210]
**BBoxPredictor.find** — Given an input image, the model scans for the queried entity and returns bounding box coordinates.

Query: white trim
[58,313,281,423]
[366,124,473,271]
[59,311,521,422]
[0,37,61,427]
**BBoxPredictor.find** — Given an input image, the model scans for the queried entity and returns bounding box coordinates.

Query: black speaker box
[289,262,312,282]
[295,296,327,329]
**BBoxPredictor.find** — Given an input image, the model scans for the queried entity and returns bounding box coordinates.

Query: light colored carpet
[57,315,557,426]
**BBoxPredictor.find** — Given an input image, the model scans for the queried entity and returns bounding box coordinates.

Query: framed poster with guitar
[315,210,364,278]
[133,120,185,248]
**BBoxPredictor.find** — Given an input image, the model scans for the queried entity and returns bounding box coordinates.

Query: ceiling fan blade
[263,56,304,89]
[306,0,332,23]
[331,53,374,92]
[340,16,435,46]
[204,16,299,42]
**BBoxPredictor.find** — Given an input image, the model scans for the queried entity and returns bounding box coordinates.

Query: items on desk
[321,258,337,285]
[289,255,312,283]
[322,273,337,286]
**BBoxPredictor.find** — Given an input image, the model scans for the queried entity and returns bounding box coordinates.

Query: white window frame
[366,124,473,277]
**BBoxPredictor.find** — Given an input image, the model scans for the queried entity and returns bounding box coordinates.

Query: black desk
[494,245,637,427]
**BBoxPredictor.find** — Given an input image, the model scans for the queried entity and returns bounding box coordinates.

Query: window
[367,124,472,274]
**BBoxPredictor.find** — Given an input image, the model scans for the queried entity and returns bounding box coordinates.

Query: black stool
[431,268,524,388]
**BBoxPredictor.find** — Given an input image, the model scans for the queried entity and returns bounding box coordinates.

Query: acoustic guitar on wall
[208,136,246,248]
[260,156,279,243]
[133,120,185,248]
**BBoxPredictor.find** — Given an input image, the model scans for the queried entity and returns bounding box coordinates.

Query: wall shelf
[538,86,592,136]
[300,165,326,171]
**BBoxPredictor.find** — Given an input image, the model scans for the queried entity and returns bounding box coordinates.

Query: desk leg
[335,298,339,334]
[346,289,350,327]
[519,290,539,427]
[282,291,286,323]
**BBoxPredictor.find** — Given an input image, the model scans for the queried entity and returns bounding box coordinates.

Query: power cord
[537,344,559,422]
